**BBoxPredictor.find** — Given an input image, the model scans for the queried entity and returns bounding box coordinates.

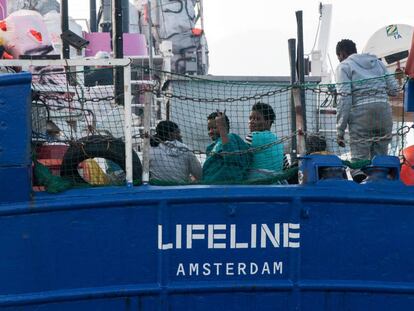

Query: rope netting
[30,64,412,190]
[31,64,143,190]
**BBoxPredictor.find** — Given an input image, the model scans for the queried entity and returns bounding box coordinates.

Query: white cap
[94,51,111,59]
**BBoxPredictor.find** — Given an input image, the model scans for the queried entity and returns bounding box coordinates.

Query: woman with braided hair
[149,120,202,184]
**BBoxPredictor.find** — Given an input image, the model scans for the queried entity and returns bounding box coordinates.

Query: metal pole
[61,0,70,59]
[101,0,112,32]
[113,0,124,106]
[199,0,207,74]
[123,64,133,186]
[148,1,154,77]
[112,0,129,185]
[90,0,97,32]
[142,0,154,184]
[296,10,307,132]
[122,0,129,33]
[288,38,298,160]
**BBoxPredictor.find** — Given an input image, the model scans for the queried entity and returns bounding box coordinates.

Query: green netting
[144,68,408,185]
[31,63,145,190]
[30,64,411,190]
[33,157,73,194]
[342,159,372,170]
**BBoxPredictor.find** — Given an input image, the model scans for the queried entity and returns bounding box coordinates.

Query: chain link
[32,67,411,162]
[150,135,205,155]
[144,126,411,156]
[135,124,412,158]
[397,124,414,136]
[208,131,298,156]
[35,72,405,106]
[138,85,293,103]
[301,128,408,145]
[37,93,117,104]
[138,78,405,103]
[137,131,297,157]
[306,85,399,97]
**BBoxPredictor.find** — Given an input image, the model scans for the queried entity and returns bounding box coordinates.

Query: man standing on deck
[335,39,399,171]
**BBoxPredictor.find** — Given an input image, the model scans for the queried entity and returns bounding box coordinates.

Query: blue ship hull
[1,184,413,310]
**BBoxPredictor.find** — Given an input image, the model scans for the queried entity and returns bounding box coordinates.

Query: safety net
[30,63,412,190]
[31,63,142,191]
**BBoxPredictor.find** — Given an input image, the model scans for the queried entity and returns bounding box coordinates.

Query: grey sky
[68,0,413,76]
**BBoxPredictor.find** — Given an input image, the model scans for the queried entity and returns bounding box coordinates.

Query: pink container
[84,32,148,57]
[123,33,148,56]
[84,32,111,57]
[0,0,6,20]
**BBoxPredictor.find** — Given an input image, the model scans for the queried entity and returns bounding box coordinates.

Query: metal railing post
[123,63,133,186]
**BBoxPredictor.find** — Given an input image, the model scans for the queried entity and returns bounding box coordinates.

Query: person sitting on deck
[150,120,202,184]
[202,111,251,184]
[246,102,284,179]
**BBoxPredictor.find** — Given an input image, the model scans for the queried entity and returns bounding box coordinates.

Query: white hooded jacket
[335,53,399,137]
[149,140,202,183]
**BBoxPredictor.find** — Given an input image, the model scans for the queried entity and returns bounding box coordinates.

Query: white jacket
[149,140,202,183]
[335,53,398,137]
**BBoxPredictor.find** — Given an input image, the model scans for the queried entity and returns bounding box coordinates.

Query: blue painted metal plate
[0,72,32,167]
[0,184,413,310]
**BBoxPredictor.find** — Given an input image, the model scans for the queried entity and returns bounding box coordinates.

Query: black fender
[60,136,142,185]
